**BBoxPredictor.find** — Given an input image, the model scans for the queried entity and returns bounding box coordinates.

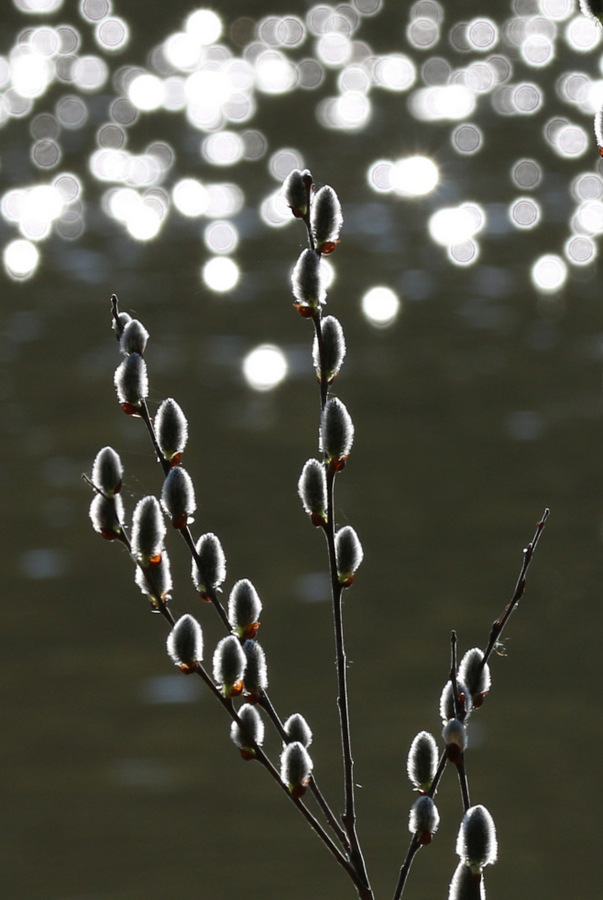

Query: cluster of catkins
[88,308,319,797]
[407,649,498,898]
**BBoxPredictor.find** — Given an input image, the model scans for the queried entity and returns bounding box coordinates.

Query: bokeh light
[242,344,288,391]
[202,256,240,291]
[361,286,400,327]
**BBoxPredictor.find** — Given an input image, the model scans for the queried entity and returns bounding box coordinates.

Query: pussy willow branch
[110,296,352,861]
[392,507,550,900]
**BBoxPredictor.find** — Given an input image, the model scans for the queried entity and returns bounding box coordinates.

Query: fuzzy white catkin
[213,636,246,694]
[155,398,189,461]
[191,532,227,593]
[167,614,203,668]
[456,805,498,871]
[131,496,166,561]
[407,731,438,791]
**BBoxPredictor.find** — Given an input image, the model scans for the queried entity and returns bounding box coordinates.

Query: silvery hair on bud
[442,717,467,751]
[456,805,498,872]
[313,315,346,381]
[213,635,246,690]
[448,862,484,900]
[114,352,148,406]
[439,679,471,723]
[283,713,313,748]
[191,532,227,593]
[161,466,196,527]
[155,397,188,461]
[135,551,172,602]
[242,640,268,693]
[280,741,313,788]
[228,579,262,634]
[89,492,124,537]
[131,495,166,562]
[579,0,603,23]
[335,525,363,582]
[458,648,491,702]
[291,249,326,308]
[407,730,438,792]
[320,396,354,461]
[230,703,264,750]
[298,459,327,517]
[283,168,312,217]
[167,614,204,667]
[408,795,440,837]
[119,318,149,355]
[310,184,343,248]
[112,311,131,337]
[91,446,123,496]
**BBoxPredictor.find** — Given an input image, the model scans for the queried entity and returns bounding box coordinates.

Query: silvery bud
[448,863,484,900]
[310,184,343,254]
[114,352,148,413]
[191,532,227,599]
[119,318,149,355]
[579,0,603,25]
[313,315,346,383]
[280,741,313,797]
[283,168,312,218]
[112,309,131,339]
[135,551,172,605]
[456,805,498,873]
[439,679,471,724]
[458,648,491,708]
[230,703,264,759]
[89,492,124,540]
[283,713,313,748]
[167,614,203,673]
[291,249,326,313]
[91,446,123,496]
[242,640,268,700]
[228,579,262,640]
[155,398,189,464]
[335,525,363,586]
[320,397,354,464]
[442,718,467,763]
[131,496,165,564]
[161,466,196,529]
[213,635,246,697]
[408,795,440,845]
[298,459,327,525]
[407,731,438,793]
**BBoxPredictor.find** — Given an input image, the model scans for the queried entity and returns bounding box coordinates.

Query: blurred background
[1,1,602,898]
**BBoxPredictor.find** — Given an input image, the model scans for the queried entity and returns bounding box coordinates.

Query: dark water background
[1,1,603,898]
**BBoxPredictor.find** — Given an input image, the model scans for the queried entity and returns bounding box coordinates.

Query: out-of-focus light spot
[255,50,297,93]
[243,344,288,391]
[128,73,165,111]
[339,64,370,93]
[565,14,601,52]
[205,183,244,217]
[565,234,596,265]
[204,220,239,254]
[172,178,209,217]
[464,62,496,94]
[509,197,541,228]
[202,131,245,166]
[512,82,543,114]
[318,91,371,130]
[298,58,324,88]
[276,16,306,46]
[531,254,568,292]
[56,94,87,128]
[316,33,353,67]
[163,32,203,71]
[269,148,304,180]
[80,0,111,21]
[108,190,163,240]
[511,158,542,189]
[407,18,440,49]
[572,172,603,201]
[421,56,450,85]
[550,122,588,157]
[353,0,382,13]
[15,0,63,11]
[95,17,129,51]
[10,49,53,98]
[186,9,223,45]
[260,188,291,227]
[111,96,137,125]
[57,24,80,53]
[574,200,603,234]
[361,286,400,327]
[539,0,573,20]
[429,203,485,246]
[32,139,61,169]
[90,148,128,181]
[409,85,476,121]
[202,256,240,292]
[392,155,439,197]
[448,240,479,266]
[451,123,483,154]
[71,55,108,91]
[3,239,40,280]
[466,18,499,50]
[521,34,554,67]
[372,54,416,90]
[97,123,126,148]
[19,184,64,239]
[53,173,81,202]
